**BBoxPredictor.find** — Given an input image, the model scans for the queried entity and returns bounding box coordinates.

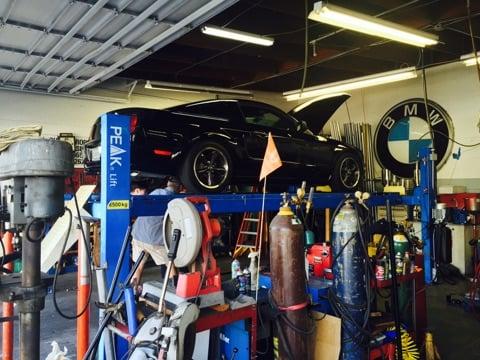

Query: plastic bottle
[243,268,251,294]
[231,259,241,279]
[238,273,246,295]
[395,252,403,275]
[403,251,411,275]
[248,252,259,291]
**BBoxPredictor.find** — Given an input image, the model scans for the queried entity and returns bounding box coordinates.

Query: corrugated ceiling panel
[0,0,238,93]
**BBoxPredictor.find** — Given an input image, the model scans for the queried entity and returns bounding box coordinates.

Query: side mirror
[296,120,308,132]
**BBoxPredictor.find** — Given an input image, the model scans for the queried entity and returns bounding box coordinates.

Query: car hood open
[288,93,350,134]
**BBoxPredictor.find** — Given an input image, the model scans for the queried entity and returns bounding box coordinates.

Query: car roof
[167,98,278,111]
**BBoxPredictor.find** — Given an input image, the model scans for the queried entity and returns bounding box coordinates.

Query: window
[178,101,241,122]
[241,104,295,130]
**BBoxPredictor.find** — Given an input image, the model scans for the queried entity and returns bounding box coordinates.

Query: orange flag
[259,132,282,181]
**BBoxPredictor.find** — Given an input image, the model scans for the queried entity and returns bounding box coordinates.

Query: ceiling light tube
[461,52,480,66]
[201,25,274,46]
[308,2,438,47]
[145,80,252,96]
[283,67,417,101]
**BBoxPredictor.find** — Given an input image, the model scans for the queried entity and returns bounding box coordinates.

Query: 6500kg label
[107,200,129,210]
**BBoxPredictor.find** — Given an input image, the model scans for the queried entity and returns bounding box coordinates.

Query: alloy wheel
[339,157,361,189]
[193,146,229,189]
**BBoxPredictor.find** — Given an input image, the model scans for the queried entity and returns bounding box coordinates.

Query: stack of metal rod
[343,122,376,192]
[329,121,343,141]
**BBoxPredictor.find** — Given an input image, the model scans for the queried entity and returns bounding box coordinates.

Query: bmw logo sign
[374,98,453,178]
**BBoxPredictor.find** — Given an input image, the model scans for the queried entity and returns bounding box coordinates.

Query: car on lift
[84,95,363,193]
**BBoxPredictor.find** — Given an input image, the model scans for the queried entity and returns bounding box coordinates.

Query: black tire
[179,141,233,193]
[330,153,364,192]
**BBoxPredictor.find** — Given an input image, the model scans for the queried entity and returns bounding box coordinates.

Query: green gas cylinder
[393,230,409,257]
[304,230,315,247]
[393,229,411,325]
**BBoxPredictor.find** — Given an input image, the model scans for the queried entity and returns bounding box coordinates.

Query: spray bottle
[231,259,241,279]
[248,252,259,291]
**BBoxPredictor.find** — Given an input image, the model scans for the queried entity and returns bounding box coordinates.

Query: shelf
[373,269,424,288]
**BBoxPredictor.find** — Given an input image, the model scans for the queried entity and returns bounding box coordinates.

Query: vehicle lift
[91,113,436,359]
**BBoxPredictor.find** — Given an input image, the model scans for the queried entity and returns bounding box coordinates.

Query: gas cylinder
[393,228,411,324]
[269,201,309,359]
[393,229,410,258]
[332,202,366,360]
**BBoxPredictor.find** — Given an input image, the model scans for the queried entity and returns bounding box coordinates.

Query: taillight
[130,114,138,133]
[153,149,172,156]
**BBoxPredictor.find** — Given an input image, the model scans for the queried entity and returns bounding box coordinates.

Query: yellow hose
[388,327,420,360]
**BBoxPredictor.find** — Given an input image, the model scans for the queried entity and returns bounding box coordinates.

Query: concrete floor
[1,268,479,359]
[427,279,480,359]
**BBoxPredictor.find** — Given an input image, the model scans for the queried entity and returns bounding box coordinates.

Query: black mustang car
[84,96,363,193]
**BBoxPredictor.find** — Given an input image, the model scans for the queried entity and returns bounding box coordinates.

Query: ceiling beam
[2,18,137,53]
[0,64,88,82]
[0,44,108,69]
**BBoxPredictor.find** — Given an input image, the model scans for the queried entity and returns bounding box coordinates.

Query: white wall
[0,84,284,139]
[286,61,480,187]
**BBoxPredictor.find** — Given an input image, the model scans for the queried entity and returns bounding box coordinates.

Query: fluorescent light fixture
[461,52,480,66]
[201,25,274,46]
[283,67,417,101]
[308,2,439,47]
[145,80,252,96]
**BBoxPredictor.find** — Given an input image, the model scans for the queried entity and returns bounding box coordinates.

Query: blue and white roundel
[387,116,432,164]
[375,99,453,178]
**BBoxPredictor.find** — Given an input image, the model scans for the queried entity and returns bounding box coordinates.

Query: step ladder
[233,212,267,259]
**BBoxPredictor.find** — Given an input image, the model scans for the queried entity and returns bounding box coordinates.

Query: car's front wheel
[330,153,363,192]
[180,141,233,193]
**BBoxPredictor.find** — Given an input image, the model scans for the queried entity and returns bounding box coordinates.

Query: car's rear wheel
[180,141,233,193]
[330,153,363,192]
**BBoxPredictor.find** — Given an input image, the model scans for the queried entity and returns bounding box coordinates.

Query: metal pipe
[95,268,115,360]
[20,0,110,89]
[158,260,174,314]
[69,0,235,94]
[48,0,174,92]
[84,251,146,360]
[20,220,43,360]
[2,231,14,360]
[386,200,403,360]
[77,221,91,360]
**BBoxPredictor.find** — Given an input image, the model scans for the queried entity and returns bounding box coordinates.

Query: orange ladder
[233,212,267,258]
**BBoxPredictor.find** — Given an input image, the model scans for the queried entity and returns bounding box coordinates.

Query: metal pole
[77,221,91,360]
[20,220,43,360]
[2,230,14,360]
[95,268,115,360]
[386,200,403,360]
[84,251,146,360]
